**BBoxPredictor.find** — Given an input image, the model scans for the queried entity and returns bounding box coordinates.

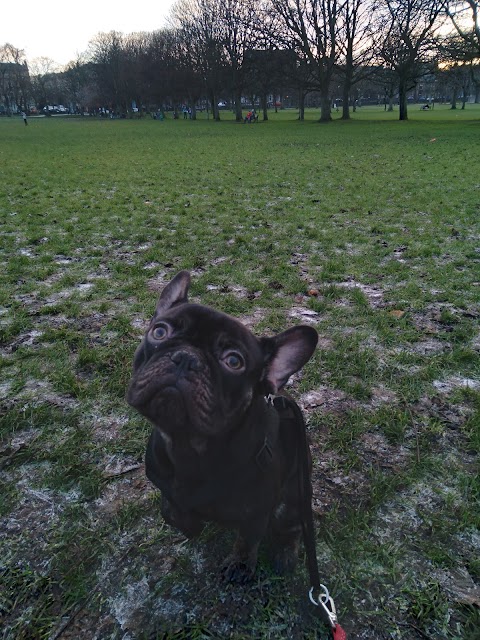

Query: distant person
[21,111,28,126]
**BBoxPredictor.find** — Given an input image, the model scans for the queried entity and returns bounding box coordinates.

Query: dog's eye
[152,324,170,341]
[223,352,245,371]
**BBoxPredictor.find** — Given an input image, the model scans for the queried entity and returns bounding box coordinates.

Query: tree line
[1,0,479,121]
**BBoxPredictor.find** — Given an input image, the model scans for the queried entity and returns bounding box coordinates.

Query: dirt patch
[237,307,267,330]
[432,376,480,394]
[337,279,385,308]
[288,306,323,325]
[2,378,79,411]
[93,468,152,518]
[0,330,44,357]
[411,338,451,355]
[300,387,351,413]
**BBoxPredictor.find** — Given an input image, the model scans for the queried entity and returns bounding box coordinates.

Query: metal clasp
[309,584,338,629]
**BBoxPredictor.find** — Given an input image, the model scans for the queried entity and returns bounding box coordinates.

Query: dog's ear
[155,271,190,316]
[261,326,318,394]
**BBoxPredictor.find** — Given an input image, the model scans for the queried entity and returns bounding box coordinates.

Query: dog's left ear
[154,270,190,316]
[261,326,318,394]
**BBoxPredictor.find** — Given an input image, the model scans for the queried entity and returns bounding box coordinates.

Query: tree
[29,57,61,109]
[63,56,95,113]
[337,0,380,119]
[378,0,445,120]
[141,29,182,111]
[218,0,259,121]
[271,0,343,122]
[170,0,226,120]
[437,33,474,108]
[0,43,31,113]
[446,0,480,57]
[88,31,129,112]
[445,1,480,104]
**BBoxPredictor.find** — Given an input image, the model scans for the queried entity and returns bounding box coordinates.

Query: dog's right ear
[154,270,190,316]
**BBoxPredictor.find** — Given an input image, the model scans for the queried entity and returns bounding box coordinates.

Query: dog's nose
[170,350,203,373]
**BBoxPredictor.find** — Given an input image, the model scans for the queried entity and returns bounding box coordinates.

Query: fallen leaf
[389,309,405,319]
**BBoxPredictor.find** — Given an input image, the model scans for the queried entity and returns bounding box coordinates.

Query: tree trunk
[342,83,350,120]
[450,86,457,109]
[210,91,220,121]
[298,90,305,121]
[319,92,332,122]
[261,93,268,121]
[235,92,243,121]
[398,80,408,121]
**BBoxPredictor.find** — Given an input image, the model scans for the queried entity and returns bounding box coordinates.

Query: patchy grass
[1,106,479,639]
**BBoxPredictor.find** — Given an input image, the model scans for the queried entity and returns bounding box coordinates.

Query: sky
[2,0,176,67]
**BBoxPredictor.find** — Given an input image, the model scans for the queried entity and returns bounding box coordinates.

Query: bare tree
[378,0,445,120]
[88,31,129,112]
[437,32,475,108]
[0,43,31,113]
[218,0,259,121]
[141,29,182,112]
[271,0,343,122]
[63,55,97,113]
[29,57,61,109]
[170,0,226,120]
[446,0,480,56]
[337,0,380,119]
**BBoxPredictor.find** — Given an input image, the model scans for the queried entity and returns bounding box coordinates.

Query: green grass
[0,105,479,639]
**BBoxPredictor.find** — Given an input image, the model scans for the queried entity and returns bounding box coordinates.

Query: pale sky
[2,0,176,67]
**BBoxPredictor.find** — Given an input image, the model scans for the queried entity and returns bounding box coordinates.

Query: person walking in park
[21,111,28,126]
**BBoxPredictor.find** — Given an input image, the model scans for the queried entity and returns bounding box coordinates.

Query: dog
[127,271,318,582]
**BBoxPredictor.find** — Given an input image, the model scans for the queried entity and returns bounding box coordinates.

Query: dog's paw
[221,557,256,584]
[271,538,300,576]
[272,548,298,575]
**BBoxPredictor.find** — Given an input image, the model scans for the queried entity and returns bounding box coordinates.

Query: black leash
[272,395,346,640]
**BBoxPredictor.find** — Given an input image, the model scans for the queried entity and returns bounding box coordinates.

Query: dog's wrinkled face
[127,302,265,435]
[127,271,318,437]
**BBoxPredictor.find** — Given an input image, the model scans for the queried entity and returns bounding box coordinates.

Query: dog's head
[127,271,318,436]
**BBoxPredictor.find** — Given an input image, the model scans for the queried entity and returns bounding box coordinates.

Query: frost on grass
[433,376,480,393]
[336,280,385,308]
[2,378,79,410]
[109,577,151,631]
[288,306,322,325]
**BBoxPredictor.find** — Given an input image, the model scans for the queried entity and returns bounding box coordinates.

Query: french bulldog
[127,271,318,582]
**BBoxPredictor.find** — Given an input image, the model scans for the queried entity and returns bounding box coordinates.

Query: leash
[271,395,347,640]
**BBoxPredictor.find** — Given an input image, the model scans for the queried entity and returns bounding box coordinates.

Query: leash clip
[309,584,337,628]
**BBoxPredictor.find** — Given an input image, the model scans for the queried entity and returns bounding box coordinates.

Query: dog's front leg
[161,494,204,538]
[221,518,268,583]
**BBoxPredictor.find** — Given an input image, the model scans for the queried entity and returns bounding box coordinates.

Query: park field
[0,107,479,639]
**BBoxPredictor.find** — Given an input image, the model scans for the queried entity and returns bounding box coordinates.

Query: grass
[0,104,479,639]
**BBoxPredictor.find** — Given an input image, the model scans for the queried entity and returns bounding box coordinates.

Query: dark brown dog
[127,271,318,582]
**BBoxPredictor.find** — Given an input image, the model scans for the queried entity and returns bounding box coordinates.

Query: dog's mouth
[144,383,190,425]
